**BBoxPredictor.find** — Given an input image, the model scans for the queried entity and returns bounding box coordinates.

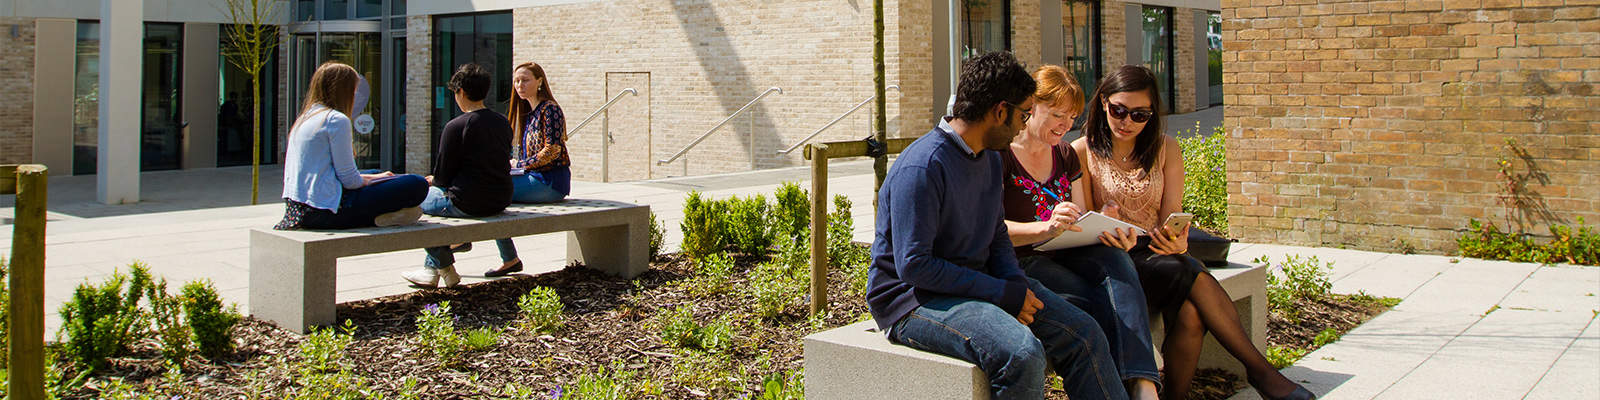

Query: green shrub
[464,327,500,351]
[680,191,729,259]
[750,261,803,319]
[148,277,192,364]
[415,301,466,367]
[0,257,8,368]
[1264,345,1307,369]
[563,361,662,400]
[726,194,776,256]
[690,252,736,296]
[291,322,375,400]
[1312,327,1342,347]
[517,286,565,333]
[1178,125,1228,235]
[1457,218,1600,265]
[656,305,734,353]
[757,368,805,400]
[1259,255,1333,315]
[58,262,153,370]
[772,182,811,241]
[827,195,869,269]
[648,212,665,259]
[180,279,240,359]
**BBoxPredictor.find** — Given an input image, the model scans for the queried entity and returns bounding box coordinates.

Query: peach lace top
[1089,145,1167,231]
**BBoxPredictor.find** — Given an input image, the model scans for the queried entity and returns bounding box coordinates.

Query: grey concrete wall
[1125,4,1142,66]
[31,18,73,175]
[3,0,288,24]
[182,22,218,169]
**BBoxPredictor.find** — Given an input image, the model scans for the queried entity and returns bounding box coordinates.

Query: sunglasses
[1003,102,1031,124]
[1108,103,1154,123]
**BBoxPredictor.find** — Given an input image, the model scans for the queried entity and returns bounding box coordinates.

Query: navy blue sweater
[866,122,1030,332]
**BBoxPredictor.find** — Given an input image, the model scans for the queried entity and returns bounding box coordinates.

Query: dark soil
[56,253,869,399]
[49,255,1394,399]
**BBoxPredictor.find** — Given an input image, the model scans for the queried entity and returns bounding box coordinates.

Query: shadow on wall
[669,2,785,174]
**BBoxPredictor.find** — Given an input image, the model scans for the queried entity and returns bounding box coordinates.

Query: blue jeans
[1021,245,1161,388]
[494,171,571,265]
[297,174,427,230]
[421,186,474,269]
[889,279,1128,400]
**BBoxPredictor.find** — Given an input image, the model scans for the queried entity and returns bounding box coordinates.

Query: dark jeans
[421,187,476,269]
[494,171,571,265]
[889,279,1128,400]
[298,174,428,230]
[1021,245,1161,388]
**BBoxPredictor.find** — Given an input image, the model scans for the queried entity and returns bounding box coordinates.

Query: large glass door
[289,21,393,170]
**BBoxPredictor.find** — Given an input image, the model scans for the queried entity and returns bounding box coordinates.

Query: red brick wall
[0,18,37,165]
[1222,0,1600,253]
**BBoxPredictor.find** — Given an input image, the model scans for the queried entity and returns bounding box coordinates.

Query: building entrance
[289,21,400,171]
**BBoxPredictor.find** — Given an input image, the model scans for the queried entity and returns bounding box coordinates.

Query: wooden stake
[8,164,47,400]
[808,145,830,316]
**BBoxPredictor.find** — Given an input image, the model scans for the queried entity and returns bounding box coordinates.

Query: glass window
[391,36,408,172]
[1208,12,1222,106]
[218,25,280,167]
[143,23,184,171]
[961,0,1010,59]
[1063,0,1099,117]
[325,0,348,20]
[1141,5,1173,114]
[432,12,514,160]
[73,21,100,175]
[296,0,315,21]
[391,0,406,15]
[357,0,382,18]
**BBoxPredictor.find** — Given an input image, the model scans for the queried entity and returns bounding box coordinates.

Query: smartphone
[1164,212,1194,232]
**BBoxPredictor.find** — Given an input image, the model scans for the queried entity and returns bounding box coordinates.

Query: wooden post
[6,164,47,400]
[808,144,829,315]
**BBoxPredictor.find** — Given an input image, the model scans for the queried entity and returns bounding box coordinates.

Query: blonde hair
[291,62,360,135]
[1032,65,1085,113]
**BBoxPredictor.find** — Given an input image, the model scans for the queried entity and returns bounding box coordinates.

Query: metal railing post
[658,87,783,166]
[778,84,899,155]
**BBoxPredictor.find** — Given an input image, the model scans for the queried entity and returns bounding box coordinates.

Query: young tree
[222,0,281,205]
[873,0,887,203]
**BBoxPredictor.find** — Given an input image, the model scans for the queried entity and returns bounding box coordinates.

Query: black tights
[1128,244,1298,400]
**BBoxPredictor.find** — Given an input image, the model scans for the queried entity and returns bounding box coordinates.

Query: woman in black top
[403,64,512,289]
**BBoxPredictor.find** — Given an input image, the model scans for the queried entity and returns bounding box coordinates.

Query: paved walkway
[1224,244,1598,400]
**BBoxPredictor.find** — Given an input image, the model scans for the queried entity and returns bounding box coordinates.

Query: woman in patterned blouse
[1000,65,1157,400]
[484,61,573,277]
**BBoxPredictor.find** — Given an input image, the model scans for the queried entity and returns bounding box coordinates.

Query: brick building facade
[1221,0,1600,252]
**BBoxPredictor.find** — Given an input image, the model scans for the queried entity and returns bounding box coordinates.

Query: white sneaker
[375,206,423,227]
[403,266,461,288]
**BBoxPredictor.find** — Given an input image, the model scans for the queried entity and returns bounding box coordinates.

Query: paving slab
[1523,316,1600,400]
[1497,265,1600,313]
[1393,258,1539,315]
[1378,308,1592,399]
[1226,309,1482,400]
[1327,254,1458,299]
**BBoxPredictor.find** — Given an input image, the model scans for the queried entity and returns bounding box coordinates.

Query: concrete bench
[804,263,1266,400]
[249,198,650,333]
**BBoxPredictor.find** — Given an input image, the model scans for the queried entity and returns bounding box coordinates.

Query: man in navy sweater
[866,51,1127,400]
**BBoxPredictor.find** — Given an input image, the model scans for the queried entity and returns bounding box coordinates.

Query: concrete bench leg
[1195,266,1269,377]
[567,218,648,279]
[249,230,338,333]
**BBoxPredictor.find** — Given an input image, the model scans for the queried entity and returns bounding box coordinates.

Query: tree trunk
[251,75,261,205]
[872,0,887,208]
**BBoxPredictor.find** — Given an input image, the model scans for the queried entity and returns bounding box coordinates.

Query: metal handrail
[777,84,900,155]
[657,87,784,165]
[567,88,638,142]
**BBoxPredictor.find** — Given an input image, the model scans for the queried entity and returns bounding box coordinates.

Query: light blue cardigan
[281,105,364,212]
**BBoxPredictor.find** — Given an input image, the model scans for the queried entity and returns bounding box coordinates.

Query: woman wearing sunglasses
[1071,65,1313,400]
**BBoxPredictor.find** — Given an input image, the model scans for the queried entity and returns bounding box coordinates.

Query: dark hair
[1083,64,1163,173]
[448,63,492,102]
[951,51,1035,123]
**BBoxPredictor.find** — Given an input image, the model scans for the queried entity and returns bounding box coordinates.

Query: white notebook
[1034,211,1147,251]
